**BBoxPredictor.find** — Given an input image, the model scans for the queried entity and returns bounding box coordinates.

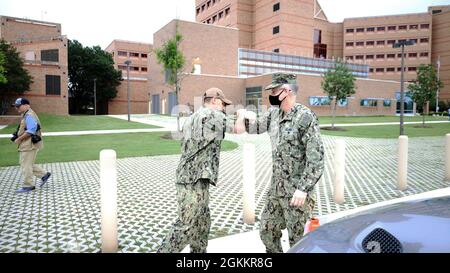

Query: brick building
[105,40,152,114]
[0,16,69,115]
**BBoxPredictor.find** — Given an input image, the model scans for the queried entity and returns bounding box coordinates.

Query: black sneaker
[16,186,36,193]
[40,172,51,187]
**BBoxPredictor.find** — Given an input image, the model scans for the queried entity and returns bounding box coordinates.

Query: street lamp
[124,60,132,122]
[436,56,441,113]
[393,39,415,136]
[93,78,97,116]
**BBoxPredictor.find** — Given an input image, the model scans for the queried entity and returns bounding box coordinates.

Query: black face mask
[269,91,286,106]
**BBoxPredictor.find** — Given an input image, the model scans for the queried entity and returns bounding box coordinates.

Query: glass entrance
[395,91,414,115]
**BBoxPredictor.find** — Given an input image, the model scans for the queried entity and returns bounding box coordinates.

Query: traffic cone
[303,217,320,235]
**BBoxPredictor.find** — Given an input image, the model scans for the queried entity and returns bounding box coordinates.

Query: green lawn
[318,115,448,125]
[0,114,159,133]
[0,132,238,167]
[321,123,450,138]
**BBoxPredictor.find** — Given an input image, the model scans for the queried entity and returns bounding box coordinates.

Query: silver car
[288,195,450,253]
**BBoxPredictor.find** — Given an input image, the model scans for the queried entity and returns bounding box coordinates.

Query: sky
[0,0,449,49]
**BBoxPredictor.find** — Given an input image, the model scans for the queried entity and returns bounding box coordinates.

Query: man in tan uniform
[11,98,51,193]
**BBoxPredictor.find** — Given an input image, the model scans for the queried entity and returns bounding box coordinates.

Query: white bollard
[333,139,346,204]
[397,136,408,191]
[446,134,450,181]
[242,143,256,224]
[100,149,118,253]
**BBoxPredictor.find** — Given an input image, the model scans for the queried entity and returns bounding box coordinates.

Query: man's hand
[290,190,307,207]
[14,138,21,145]
[243,110,257,124]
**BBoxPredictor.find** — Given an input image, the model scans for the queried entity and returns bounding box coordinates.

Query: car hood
[288,196,450,253]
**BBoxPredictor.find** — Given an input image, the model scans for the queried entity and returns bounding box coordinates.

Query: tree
[0,39,33,115]
[68,40,122,114]
[154,22,187,130]
[409,64,443,127]
[0,51,7,84]
[321,59,356,129]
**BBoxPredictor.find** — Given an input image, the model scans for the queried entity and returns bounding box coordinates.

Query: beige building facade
[0,16,69,115]
[148,19,402,116]
[195,0,450,103]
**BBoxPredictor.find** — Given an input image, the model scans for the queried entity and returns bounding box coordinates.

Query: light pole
[93,78,97,116]
[436,56,441,113]
[393,39,415,136]
[124,60,132,122]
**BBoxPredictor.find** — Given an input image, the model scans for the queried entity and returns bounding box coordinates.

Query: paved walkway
[1,114,448,138]
[0,130,448,252]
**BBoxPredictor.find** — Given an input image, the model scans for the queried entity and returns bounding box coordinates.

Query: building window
[409,24,418,30]
[420,23,430,29]
[398,53,406,58]
[386,67,395,72]
[387,40,396,45]
[399,25,407,30]
[388,26,396,31]
[207,1,211,8]
[309,96,331,106]
[366,41,374,46]
[131,66,139,71]
[141,67,147,72]
[408,67,417,72]
[432,10,442,14]
[225,7,230,16]
[356,28,364,33]
[118,51,127,57]
[346,42,354,47]
[45,75,61,95]
[202,5,205,11]
[130,52,139,58]
[408,52,417,58]
[356,55,364,60]
[369,68,374,73]
[273,26,280,35]
[420,52,429,57]
[366,55,374,60]
[273,48,280,53]
[273,2,280,12]
[212,15,217,22]
[383,100,392,107]
[360,99,378,107]
[141,53,147,58]
[25,51,35,62]
[346,28,354,33]
[207,18,211,24]
[420,38,429,43]
[313,29,326,58]
[118,65,127,70]
[41,49,59,62]
[387,54,395,59]
[337,98,348,107]
[375,68,384,72]
[376,54,385,59]
[410,39,418,44]
[196,8,200,15]
[377,40,385,45]
[377,26,385,31]
[367,27,375,32]
[219,11,223,19]
[356,41,364,46]
[346,56,354,60]
[397,67,405,72]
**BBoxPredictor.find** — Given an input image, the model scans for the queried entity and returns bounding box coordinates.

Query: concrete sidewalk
[0,127,169,138]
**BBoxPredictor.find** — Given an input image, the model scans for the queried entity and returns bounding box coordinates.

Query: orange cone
[303,217,320,235]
